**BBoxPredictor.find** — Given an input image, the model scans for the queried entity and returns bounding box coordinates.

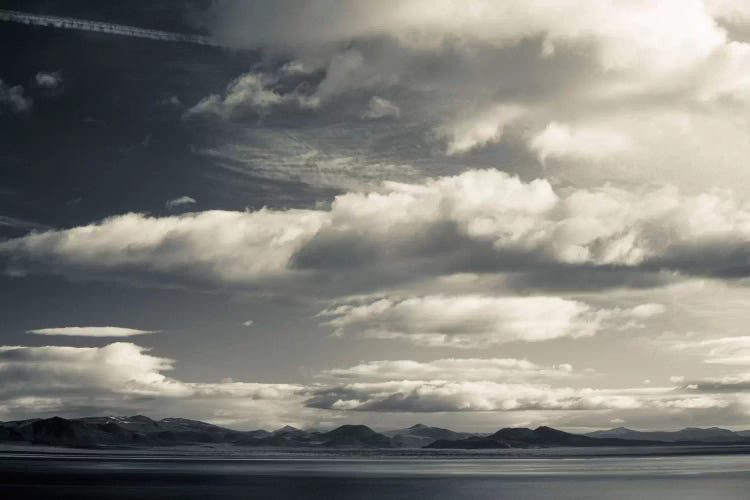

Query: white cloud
[362,96,400,119]
[0,209,327,286]
[305,379,722,413]
[319,295,663,347]
[663,336,750,365]
[165,196,197,210]
[0,343,309,428]
[0,79,32,113]
[210,1,726,74]
[185,72,317,119]
[27,326,157,338]
[529,122,632,163]
[5,169,750,289]
[34,71,62,89]
[0,343,188,398]
[321,358,575,381]
[242,320,254,327]
[0,342,745,427]
[198,0,750,170]
[438,104,525,155]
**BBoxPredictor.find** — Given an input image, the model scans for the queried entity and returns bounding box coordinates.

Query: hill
[427,426,669,449]
[3,417,749,450]
[0,416,398,449]
[384,423,478,447]
[586,426,750,443]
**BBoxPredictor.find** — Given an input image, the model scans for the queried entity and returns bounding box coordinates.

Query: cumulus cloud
[6,170,750,290]
[209,1,725,72]
[182,0,750,181]
[27,326,157,338]
[0,79,32,113]
[361,96,400,119]
[529,122,632,163]
[0,342,744,427]
[34,71,62,89]
[320,358,575,381]
[184,72,316,119]
[0,343,308,427]
[437,104,525,155]
[319,295,663,347]
[0,209,327,286]
[165,195,197,210]
[207,1,750,100]
[305,380,724,413]
[0,343,188,399]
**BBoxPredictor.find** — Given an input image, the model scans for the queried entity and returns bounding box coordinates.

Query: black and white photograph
[2,1,750,498]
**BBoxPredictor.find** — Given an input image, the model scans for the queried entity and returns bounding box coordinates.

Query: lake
[2,445,750,499]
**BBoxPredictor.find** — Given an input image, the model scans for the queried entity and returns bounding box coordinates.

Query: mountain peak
[274,425,299,434]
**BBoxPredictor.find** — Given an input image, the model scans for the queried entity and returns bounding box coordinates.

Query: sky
[2,0,750,432]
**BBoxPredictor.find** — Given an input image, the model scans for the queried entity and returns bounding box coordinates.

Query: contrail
[0,9,219,46]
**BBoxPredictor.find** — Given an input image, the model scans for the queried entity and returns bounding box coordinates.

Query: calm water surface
[2,445,750,499]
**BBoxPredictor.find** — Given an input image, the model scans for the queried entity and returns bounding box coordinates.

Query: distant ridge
[426,426,669,449]
[585,426,749,443]
[1,416,749,449]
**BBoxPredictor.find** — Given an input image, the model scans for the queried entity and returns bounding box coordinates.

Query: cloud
[34,71,62,89]
[185,0,750,183]
[209,1,724,72]
[6,170,750,290]
[0,342,745,428]
[0,209,327,286]
[305,380,724,413]
[319,295,663,347]
[320,358,575,381]
[662,336,750,365]
[0,343,308,427]
[27,327,157,338]
[165,196,197,210]
[0,343,187,399]
[242,320,254,327]
[0,79,32,113]
[361,96,400,119]
[184,72,316,119]
[687,372,750,392]
[529,122,632,163]
[206,1,750,100]
[437,104,525,155]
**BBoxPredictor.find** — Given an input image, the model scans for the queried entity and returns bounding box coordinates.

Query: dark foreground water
[2,445,750,499]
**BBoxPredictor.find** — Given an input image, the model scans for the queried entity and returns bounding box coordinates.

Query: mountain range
[1,416,749,449]
[585,426,750,443]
